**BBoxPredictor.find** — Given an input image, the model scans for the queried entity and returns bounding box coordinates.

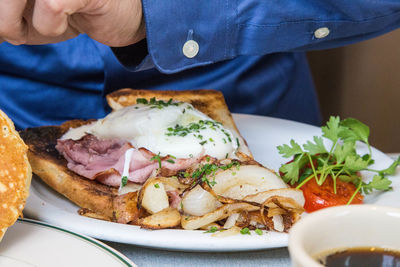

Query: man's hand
[0,0,145,46]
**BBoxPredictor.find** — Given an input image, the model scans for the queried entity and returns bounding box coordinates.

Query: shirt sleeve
[123,0,400,73]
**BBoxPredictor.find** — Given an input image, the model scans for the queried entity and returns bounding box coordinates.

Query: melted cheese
[61,102,238,159]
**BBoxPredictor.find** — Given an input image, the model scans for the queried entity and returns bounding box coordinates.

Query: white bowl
[288,205,400,267]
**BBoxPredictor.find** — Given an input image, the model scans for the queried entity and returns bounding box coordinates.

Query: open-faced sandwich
[20,89,304,233]
[0,110,32,241]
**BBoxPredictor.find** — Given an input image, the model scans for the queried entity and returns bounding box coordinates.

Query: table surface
[105,241,290,267]
[103,153,400,267]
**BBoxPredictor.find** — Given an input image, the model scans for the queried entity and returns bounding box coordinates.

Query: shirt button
[314,27,330,39]
[182,40,199,58]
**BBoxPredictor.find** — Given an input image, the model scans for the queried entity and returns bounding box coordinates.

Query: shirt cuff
[141,0,237,74]
[111,39,155,72]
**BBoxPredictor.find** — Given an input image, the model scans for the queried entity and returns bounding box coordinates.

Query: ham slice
[56,134,200,187]
[167,190,182,209]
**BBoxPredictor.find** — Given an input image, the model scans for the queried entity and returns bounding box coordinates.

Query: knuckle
[41,0,65,14]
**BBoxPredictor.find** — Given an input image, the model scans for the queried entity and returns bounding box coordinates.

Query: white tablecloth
[104,242,290,267]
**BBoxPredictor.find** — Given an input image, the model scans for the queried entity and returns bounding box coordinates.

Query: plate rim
[10,218,136,267]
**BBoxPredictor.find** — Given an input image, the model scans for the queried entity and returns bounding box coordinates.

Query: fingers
[32,0,87,36]
[0,0,28,45]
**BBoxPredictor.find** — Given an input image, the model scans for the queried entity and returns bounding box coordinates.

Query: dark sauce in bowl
[317,247,400,267]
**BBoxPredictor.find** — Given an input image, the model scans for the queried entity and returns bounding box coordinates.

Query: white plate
[0,218,136,267]
[23,114,400,252]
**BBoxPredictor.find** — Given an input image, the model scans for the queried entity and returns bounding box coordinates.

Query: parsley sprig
[277,116,400,202]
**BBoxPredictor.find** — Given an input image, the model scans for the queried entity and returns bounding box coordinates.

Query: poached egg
[61,100,239,159]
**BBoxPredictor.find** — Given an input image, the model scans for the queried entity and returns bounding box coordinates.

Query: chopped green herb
[166,159,175,164]
[136,98,148,104]
[255,229,263,235]
[121,176,128,187]
[150,153,162,169]
[236,137,240,147]
[199,140,207,146]
[204,226,218,233]
[202,176,217,187]
[240,228,251,235]
[136,97,181,109]
[154,183,160,188]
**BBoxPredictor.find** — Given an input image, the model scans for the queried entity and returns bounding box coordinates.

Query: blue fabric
[1,1,400,130]
[142,0,400,72]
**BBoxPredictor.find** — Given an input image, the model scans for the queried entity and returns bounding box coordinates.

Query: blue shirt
[1,1,399,130]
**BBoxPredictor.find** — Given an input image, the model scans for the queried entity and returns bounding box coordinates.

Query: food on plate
[0,110,32,241]
[278,116,400,212]
[21,89,304,233]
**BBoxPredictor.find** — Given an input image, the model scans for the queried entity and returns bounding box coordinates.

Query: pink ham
[56,134,201,187]
[167,190,182,209]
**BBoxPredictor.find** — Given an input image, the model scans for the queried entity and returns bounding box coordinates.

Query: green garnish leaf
[361,154,375,166]
[338,174,359,183]
[362,175,392,194]
[298,168,313,184]
[279,154,308,185]
[321,116,343,142]
[339,118,370,144]
[154,183,160,188]
[303,136,327,155]
[334,141,355,164]
[240,228,251,235]
[344,155,369,172]
[378,156,400,176]
[277,115,397,201]
[166,159,175,164]
[277,139,303,158]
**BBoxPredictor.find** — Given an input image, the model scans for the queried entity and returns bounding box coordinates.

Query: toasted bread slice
[20,120,119,221]
[0,110,32,241]
[21,89,251,223]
